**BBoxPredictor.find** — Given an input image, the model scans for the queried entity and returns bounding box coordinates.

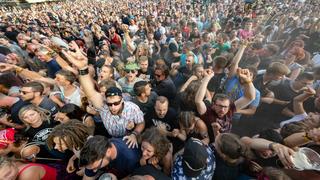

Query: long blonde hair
[18,105,51,129]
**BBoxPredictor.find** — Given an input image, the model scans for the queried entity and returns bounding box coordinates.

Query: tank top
[18,163,57,180]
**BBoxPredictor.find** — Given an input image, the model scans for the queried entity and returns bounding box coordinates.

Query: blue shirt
[172,146,216,180]
[108,138,141,179]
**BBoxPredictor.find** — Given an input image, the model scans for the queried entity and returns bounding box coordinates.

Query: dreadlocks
[47,120,90,151]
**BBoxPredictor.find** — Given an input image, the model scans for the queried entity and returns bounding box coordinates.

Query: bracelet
[131,131,139,137]
[15,67,24,74]
[268,142,277,151]
[303,132,313,141]
[79,67,89,75]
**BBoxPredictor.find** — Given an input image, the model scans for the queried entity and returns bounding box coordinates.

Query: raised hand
[237,68,252,83]
[0,63,17,73]
[62,41,88,69]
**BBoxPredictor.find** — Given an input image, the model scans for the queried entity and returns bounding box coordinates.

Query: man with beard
[64,41,145,148]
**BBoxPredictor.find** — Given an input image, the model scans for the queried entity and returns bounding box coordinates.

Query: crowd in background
[0,0,320,179]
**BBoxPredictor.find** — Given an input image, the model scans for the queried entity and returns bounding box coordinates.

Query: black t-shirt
[39,96,59,116]
[131,92,158,114]
[287,97,320,114]
[269,79,300,102]
[153,77,177,105]
[207,72,227,94]
[10,99,30,124]
[253,74,271,97]
[24,120,55,145]
[144,107,179,132]
[131,165,171,180]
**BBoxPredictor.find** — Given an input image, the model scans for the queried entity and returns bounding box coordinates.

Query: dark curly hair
[47,120,90,151]
[139,127,170,160]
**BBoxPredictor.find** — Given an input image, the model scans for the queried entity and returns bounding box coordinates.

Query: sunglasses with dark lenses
[106,99,122,107]
[125,69,136,73]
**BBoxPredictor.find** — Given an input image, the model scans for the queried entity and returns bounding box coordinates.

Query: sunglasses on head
[106,99,122,107]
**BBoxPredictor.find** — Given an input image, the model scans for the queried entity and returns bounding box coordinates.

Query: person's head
[259,167,292,180]
[214,133,250,165]
[0,128,28,156]
[98,80,117,97]
[244,20,253,30]
[216,33,228,45]
[265,44,280,56]
[55,70,76,87]
[34,46,55,62]
[154,96,169,118]
[293,73,314,90]
[213,56,229,70]
[18,105,50,128]
[179,111,197,134]
[182,138,208,177]
[55,104,85,124]
[20,81,44,101]
[154,64,169,82]
[175,31,183,43]
[256,129,283,159]
[212,94,231,118]
[105,87,124,115]
[80,135,113,171]
[285,47,305,64]
[139,127,170,160]
[192,64,204,79]
[47,120,90,152]
[138,56,149,72]
[265,62,290,81]
[133,81,152,97]
[125,63,140,82]
[99,65,114,81]
[0,157,18,180]
[303,112,320,129]
[186,53,195,67]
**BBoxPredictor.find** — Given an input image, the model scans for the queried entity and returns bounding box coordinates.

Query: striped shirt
[98,101,144,137]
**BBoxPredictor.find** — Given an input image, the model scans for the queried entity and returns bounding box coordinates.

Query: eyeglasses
[214,103,229,109]
[125,69,136,74]
[106,99,122,107]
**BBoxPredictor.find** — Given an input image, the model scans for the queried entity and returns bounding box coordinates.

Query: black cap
[105,87,122,97]
[182,138,208,177]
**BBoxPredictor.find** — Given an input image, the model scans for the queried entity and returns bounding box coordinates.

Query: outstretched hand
[62,41,88,69]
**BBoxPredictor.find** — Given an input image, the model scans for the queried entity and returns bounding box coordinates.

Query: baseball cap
[0,128,15,149]
[105,87,122,97]
[182,138,208,177]
[125,63,140,71]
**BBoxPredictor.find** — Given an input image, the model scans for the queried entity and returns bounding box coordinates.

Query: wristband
[79,67,89,75]
[131,131,139,136]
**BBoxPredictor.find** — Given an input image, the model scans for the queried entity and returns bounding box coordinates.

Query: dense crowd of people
[0,0,320,179]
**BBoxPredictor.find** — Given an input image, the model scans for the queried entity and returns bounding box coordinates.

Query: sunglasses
[125,69,136,74]
[106,99,122,107]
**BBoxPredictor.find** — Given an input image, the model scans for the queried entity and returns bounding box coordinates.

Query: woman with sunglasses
[139,127,172,176]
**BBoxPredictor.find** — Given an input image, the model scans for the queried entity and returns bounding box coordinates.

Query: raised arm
[293,87,315,115]
[195,72,214,115]
[228,42,247,78]
[234,68,256,111]
[0,63,56,85]
[62,41,104,109]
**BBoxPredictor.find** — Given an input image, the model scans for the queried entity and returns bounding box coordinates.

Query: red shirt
[200,103,236,143]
